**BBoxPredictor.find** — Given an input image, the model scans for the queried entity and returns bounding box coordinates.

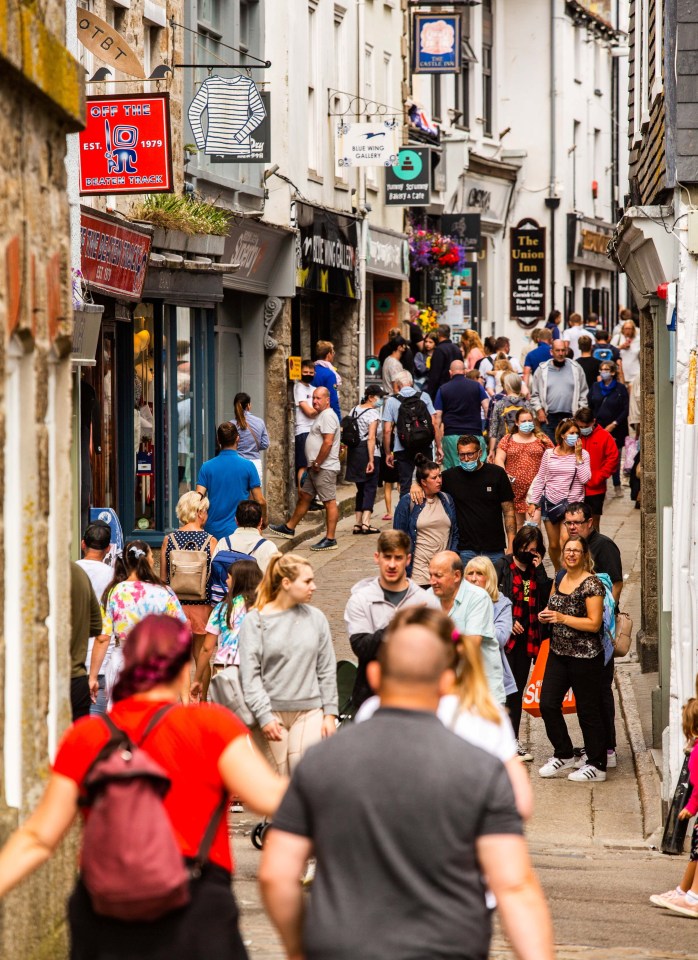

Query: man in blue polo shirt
[434,360,489,469]
[523,328,553,382]
[196,422,267,540]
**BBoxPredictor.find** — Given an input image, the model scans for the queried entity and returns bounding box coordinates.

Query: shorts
[184,603,213,636]
[295,432,309,470]
[585,492,606,516]
[301,467,338,503]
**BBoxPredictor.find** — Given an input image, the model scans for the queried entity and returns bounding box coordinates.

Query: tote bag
[522,640,577,718]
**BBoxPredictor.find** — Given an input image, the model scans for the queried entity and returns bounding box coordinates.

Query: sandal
[381,513,392,521]
[352,524,364,535]
[362,525,381,534]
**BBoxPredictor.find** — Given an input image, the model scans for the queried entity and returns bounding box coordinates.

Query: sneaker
[301,858,316,887]
[607,749,617,768]
[568,764,607,782]
[538,756,576,778]
[516,741,533,762]
[613,485,624,498]
[307,500,324,512]
[310,537,338,551]
[269,523,296,540]
[229,799,244,813]
[664,894,698,918]
[650,888,685,908]
[574,752,588,769]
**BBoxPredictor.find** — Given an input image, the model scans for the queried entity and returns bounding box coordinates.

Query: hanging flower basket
[408,229,466,273]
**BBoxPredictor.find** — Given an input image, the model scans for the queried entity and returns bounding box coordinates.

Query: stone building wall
[0,3,83,957]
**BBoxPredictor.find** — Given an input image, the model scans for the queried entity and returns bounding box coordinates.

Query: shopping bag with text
[522,639,577,718]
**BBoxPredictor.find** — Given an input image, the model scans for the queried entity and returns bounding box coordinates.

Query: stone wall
[0,3,83,957]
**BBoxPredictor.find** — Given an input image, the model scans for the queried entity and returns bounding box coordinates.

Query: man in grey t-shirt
[530,340,589,442]
[270,387,341,552]
[260,607,554,960]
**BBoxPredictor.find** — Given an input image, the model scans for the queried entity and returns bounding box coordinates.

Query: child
[190,559,262,700]
[649,697,698,915]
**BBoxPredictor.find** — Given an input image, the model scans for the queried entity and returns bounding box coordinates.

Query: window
[572,119,580,208]
[365,42,374,100]
[431,74,442,122]
[573,24,583,81]
[383,51,392,103]
[455,63,470,128]
[308,2,320,172]
[593,128,601,208]
[481,0,493,137]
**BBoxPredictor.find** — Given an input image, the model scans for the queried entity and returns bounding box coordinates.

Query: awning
[608,206,675,306]
[222,219,296,297]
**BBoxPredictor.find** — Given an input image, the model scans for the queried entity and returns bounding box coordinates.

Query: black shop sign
[510,218,545,325]
[296,203,360,299]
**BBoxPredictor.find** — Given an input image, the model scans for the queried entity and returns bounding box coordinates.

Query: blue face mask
[565,434,579,447]
[460,459,479,472]
[519,421,535,434]
[580,426,593,437]
[599,370,613,380]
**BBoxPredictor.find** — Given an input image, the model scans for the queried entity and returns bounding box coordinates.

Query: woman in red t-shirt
[0,615,286,960]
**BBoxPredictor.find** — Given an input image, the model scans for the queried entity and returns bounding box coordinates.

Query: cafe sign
[510,218,545,325]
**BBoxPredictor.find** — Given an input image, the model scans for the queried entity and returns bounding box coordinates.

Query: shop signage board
[367,226,409,279]
[77,10,145,78]
[385,148,431,206]
[566,213,617,271]
[412,14,462,73]
[189,79,270,163]
[79,94,173,195]
[80,208,152,300]
[510,218,546,323]
[335,120,399,169]
[296,203,360,299]
[441,213,481,253]
[287,357,302,381]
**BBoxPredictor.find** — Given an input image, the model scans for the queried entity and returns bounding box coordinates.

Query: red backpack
[80,704,226,921]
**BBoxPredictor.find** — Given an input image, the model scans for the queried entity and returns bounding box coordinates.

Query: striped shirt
[528,448,591,506]
[188,76,266,157]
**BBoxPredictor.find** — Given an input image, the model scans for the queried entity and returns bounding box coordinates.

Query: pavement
[232,485,693,959]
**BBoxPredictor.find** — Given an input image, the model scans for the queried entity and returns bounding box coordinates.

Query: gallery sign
[412,14,462,74]
[79,94,173,195]
[510,218,545,324]
[189,77,270,163]
[296,203,360,299]
[385,148,431,206]
[80,208,152,300]
[77,9,145,78]
[335,120,399,169]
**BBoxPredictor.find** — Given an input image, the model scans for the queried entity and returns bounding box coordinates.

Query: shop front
[566,214,618,323]
[366,225,410,355]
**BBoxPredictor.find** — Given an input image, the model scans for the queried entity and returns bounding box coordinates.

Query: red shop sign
[79,93,173,195]
[80,209,152,299]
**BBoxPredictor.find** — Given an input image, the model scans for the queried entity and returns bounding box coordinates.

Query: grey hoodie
[239,605,338,728]
[344,576,438,637]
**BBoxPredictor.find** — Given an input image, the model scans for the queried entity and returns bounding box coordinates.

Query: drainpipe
[545,0,561,315]
[357,0,367,398]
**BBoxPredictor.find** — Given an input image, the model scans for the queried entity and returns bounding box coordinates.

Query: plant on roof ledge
[133,194,231,236]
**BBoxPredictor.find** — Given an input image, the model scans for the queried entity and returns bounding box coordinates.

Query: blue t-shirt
[196,450,261,540]
[434,376,487,435]
[524,342,552,373]
[382,387,435,453]
[312,365,341,418]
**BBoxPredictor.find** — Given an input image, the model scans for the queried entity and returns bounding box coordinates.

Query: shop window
[133,308,157,530]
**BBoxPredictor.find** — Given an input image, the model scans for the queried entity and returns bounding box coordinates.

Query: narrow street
[232,490,694,959]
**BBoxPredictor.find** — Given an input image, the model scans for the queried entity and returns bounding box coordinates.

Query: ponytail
[234,392,251,432]
[254,552,310,609]
[451,634,501,724]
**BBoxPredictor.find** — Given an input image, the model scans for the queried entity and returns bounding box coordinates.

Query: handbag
[522,639,577,718]
[209,665,256,727]
[541,463,578,524]
[613,611,633,658]
[168,534,211,601]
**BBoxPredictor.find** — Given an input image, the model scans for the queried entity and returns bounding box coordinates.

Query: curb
[273,486,378,554]
[615,666,663,839]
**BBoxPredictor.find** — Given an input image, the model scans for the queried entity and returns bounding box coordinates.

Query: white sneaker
[568,764,607,782]
[538,756,576,778]
[607,749,617,768]
[516,740,533,762]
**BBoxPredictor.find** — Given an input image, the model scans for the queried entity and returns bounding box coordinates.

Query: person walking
[238,553,338,775]
[231,392,270,488]
[382,370,441,497]
[293,359,318,494]
[460,329,486,370]
[523,328,553,382]
[424,323,462,400]
[478,336,523,379]
[546,309,562,339]
[487,373,530,457]
[269,387,341,551]
[161,491,217,699]
[393,453,459,587]
[611,319,641,387]
[77,521,116,717]
[495,408,552,529]
[562,312,595,359]
[413,331,437,389]
[574,407,619,526]
[0,614,286,960]
[530,340,589,442]
[589,360,629,499]
[212,500,277,573]
[592,329,622,365]
[70,562,105,722]
[378,327,414,374]
[464,555,518,709]
[345,385,383,534]
[312,340,342,418]
[495,526,553,761]
[434,359,489,468]
[576,335,601,391]
[196,422,267,540]
[380,336,407,395]
[526,419,591,571]
[259,606,554,960]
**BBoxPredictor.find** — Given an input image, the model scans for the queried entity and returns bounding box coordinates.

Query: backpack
[340,407,368,448]
[500,397,529,434]
[168,533,212,601]
[80,705,227,921]
[210,535,267,604]
[396,391,435,452]
[554,569,615,664]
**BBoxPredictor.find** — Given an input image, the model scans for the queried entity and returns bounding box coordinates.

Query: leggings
[252,708,324,776]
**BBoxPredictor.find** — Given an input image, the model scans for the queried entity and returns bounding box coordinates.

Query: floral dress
[102,580,186,701]
[206,595,249,667]
[497,433,553,512]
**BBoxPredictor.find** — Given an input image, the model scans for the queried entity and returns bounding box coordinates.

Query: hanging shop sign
[189,78,270,163]
[80,208,152,300]
[566,214,617,271]
[385,148,431,206]
[77,9,146,79]
[335,120,399,170]
[367,226,410,280]
[510,218,546,324]
[296,203,360,299]
[441,213,482,253]
[412,13,462,74]
[79,94,173,195]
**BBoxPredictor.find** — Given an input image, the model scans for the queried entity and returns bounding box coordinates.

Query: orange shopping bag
[522,640,577,718]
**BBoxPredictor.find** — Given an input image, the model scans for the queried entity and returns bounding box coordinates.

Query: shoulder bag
[168,533,212,601]
[542,462,578,525]
[209,666,256,727]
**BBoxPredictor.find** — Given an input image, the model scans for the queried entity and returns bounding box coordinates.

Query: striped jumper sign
[188,75,266,158]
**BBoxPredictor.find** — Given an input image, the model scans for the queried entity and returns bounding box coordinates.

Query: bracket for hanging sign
[328,88,403,118]
[169,17,272,68]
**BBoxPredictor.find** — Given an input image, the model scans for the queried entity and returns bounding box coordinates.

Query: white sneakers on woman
[538,756,576,778]
[567,764,607,782]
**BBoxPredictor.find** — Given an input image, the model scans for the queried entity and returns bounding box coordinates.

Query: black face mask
[301,374,314,383]
[515,550,536,566]
[552,358,566,368]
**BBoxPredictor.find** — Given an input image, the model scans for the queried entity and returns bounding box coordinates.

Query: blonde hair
[461,330,484,354]
[465,556,500,602]
[176,491,209,523]
[451,634,501,724]
[254,552,312,608]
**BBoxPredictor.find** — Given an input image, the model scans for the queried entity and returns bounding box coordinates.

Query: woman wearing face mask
[494,526,552,761]
[345,384,384,535]
[495,408,552,529]
[526,419,591,571]
[589,361,629,499]
[574,407,620,528]
[611,319,641,387]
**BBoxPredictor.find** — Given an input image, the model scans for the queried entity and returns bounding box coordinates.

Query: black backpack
[396,392,435,452]
[340,408,368,448]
